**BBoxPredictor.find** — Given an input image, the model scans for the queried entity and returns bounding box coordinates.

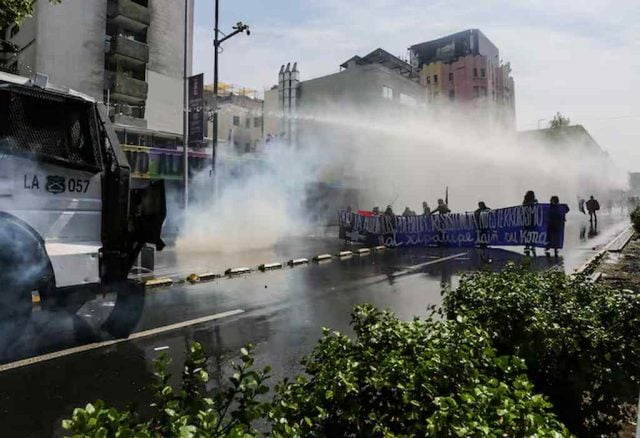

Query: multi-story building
[1,0,193,134]
[409,29,515,128]
[203,84,264,153]
[263,48,425,142]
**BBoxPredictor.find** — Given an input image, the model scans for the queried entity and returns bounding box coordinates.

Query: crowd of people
[348,190,575,257]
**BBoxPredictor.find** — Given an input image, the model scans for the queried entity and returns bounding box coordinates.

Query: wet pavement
[0,213,629,436]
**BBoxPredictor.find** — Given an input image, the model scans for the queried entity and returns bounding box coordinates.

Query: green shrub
[62,342,271,437]
[631,206,640,233]
[442,264,640,436]
[270,304,569,437]
[63,305,569,437]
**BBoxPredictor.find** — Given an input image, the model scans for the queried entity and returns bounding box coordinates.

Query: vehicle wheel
[0,216,53,353]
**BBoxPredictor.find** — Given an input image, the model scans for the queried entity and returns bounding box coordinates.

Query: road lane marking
[391,252,468,277]
[0,309,244,373]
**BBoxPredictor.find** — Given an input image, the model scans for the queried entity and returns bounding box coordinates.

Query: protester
[586,195,600,223]
[522,190,538,255]
[522,190,537,205]
[402,206,416,216]
[384,205,394,216]
[474,201,491,248]
[432,198,450,215]
[372,206,380,216]
[422,201,431,216]
[545,196,569,258]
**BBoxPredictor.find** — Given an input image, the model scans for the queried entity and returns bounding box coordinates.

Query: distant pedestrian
[577,196,586,214]
[586,195,600,223]
[422,201,431,216]
[522,190,538,255]
[432,198,450,215]
[545,196,569,258]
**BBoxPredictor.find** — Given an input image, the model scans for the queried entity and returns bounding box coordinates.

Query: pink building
[410,29,515,128]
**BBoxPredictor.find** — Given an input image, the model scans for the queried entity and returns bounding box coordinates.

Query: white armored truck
[0,72,166,328]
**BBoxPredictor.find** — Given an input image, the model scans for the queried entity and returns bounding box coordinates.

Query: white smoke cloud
[176,100,626,254]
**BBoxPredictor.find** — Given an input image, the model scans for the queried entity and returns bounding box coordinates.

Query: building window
[473,68,478,78]
[474,86,480,98]
[245,118,250,128]
[382,85,393,100]
[481,86,487,97]
[233,116,240,126]
[426,76,431,84]
[400,93,417,107]
[481,68,486,78]
[448,72,453,82]
[449,90,455,101]
[433,74,438,84]
[254,117,262,127]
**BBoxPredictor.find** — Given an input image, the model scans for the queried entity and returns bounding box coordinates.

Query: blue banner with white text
[337,204,568,248]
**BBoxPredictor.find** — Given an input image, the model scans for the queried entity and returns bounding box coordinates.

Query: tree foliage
[442,264,640,436]
[0,0,62,30]
[549,112,571,129]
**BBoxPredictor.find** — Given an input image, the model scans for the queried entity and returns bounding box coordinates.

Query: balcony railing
[107,0,151,27]
[106,71,148,101]
[109,35,149,63]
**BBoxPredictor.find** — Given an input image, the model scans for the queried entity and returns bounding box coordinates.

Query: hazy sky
[192,0,640,171]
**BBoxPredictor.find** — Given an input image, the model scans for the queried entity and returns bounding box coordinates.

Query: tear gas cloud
[177,100,627,253]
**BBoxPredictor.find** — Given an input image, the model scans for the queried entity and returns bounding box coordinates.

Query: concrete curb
[336,250,353,257]
[288,258,309,266]
[313,254,332,262]
[356,248,371,255]
[187,272,222,284]
[259,262,283,271]
[225,267,252,276]
[574,225,635,277]
[373,245,387,251]
[145,277,174,288]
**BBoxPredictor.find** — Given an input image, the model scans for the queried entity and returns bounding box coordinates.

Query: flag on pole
[445,186,449,205]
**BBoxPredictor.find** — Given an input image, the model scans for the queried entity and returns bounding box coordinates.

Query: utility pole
[211,0,250,184]
[182,0,190,208]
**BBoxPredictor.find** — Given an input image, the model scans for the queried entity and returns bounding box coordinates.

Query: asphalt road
[0,213,630,436]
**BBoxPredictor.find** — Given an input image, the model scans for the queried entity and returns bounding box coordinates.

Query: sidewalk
[598,232,640,290]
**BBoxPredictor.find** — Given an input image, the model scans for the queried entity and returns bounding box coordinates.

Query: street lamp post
[211,0,250,183]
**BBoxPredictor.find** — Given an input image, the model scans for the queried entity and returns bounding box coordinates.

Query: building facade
[409,29,515,128]
[263,48,426,142]
[203,85,264,153]
[1,0,193,133]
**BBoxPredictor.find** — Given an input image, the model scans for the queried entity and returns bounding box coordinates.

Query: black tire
[0,216,54,345]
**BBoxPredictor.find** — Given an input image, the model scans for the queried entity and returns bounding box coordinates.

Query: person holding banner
[545,196,570,257]
[522,190,538,255]
[432,199,451,215]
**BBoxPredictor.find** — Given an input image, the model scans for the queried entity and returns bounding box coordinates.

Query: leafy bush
[631,206,640,233]
[62,342,271,437]
[270,305,568,437]
[63,305,569,437]
[443,264,640,436]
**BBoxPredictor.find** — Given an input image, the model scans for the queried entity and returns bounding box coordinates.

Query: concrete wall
[295,62,425,114]
[145,0,193,133]
[8,0,106,97]
[34,0,106,98]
